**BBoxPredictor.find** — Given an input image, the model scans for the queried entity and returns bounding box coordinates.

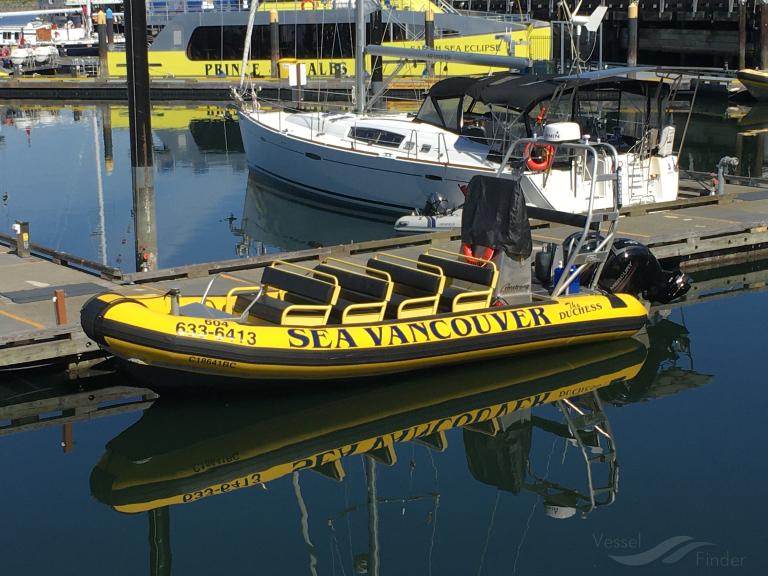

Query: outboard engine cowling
[599,238,690,304]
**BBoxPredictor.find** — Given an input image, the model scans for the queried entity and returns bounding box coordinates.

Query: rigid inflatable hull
[81,292,648,381]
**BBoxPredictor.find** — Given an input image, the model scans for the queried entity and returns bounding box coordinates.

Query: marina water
[1,96,766,574]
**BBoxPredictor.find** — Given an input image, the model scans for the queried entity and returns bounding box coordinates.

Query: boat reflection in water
[89,317,712,571]
[231,170,399,256]
[93,314,710,512]
[91,338,645,513]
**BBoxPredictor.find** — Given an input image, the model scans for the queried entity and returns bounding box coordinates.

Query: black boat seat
[236,261,339,326]
[315,259,393,324]
[418,248,498,312]
[367,253,444,319]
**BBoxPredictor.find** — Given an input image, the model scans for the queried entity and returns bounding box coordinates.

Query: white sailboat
[236,3,684,218]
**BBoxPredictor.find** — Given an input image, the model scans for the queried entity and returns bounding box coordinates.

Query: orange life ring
[461,243,494,266]
[301,0,315,9]
[524,142,554,172]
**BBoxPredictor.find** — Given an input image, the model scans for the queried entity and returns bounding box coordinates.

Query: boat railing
[406,128,419,159]
[455,9,532,23]
[498,136,621,298]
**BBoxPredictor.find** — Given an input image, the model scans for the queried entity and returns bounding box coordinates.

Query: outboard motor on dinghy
[535,234,690,304]
[421,192,450,216]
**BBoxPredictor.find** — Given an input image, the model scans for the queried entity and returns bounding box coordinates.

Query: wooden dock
[1,182,767,372]
[0,76,433,102]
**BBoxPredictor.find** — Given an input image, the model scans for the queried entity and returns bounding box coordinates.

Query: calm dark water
[2,294,767,574]
[1,97,767,574]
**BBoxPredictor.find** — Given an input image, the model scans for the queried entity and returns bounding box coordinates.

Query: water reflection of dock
[0,367,155,439]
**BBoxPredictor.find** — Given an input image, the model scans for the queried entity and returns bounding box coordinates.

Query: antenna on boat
[239,0,261,90]
[560,1,607,73]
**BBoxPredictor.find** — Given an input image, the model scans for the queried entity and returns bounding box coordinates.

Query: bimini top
[427,66,663,112]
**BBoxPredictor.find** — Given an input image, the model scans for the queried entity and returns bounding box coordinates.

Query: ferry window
[281,24,354,59]
[187,26,270,61]
[187,22,394,62]
[348,127,405,148]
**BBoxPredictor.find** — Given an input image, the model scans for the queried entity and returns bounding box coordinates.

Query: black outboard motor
[536,233,690,304]
[598,238,690,304]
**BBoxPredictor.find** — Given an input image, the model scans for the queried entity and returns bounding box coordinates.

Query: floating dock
[1,181,767,372]
[0,76,434,101]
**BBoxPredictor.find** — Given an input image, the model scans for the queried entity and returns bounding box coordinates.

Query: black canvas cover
[461,174,532,259]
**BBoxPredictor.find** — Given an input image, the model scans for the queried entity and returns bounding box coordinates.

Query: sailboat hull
[238,109,473,215]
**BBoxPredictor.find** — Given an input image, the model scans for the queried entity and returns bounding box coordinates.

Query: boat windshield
[415,95,462,132]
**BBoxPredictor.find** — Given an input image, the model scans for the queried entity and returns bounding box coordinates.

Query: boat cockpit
[414,69,680,160]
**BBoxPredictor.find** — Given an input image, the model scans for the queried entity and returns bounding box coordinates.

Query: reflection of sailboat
[235,170,398,254]
[90,339,647,514]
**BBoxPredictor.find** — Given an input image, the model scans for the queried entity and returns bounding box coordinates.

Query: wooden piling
[370,9,384,86]
[425,9,435,77]
[53,289,67,325]
[62,423,73,454]
[762,1,768,70]
[627,1,638,67]
[270,10,279,78]
[124,0,157,272]
[739,0,746,70]
[106,9,114,48]
[96,10,107,78]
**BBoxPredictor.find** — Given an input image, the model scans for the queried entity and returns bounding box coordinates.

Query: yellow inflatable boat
[81,252,647,381]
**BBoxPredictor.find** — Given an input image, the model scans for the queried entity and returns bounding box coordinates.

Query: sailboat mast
[355,0,366,114]
[239,0,261,89]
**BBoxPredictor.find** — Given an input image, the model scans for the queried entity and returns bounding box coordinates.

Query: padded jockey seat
[418,248,498,312]
[367,253,444,319]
